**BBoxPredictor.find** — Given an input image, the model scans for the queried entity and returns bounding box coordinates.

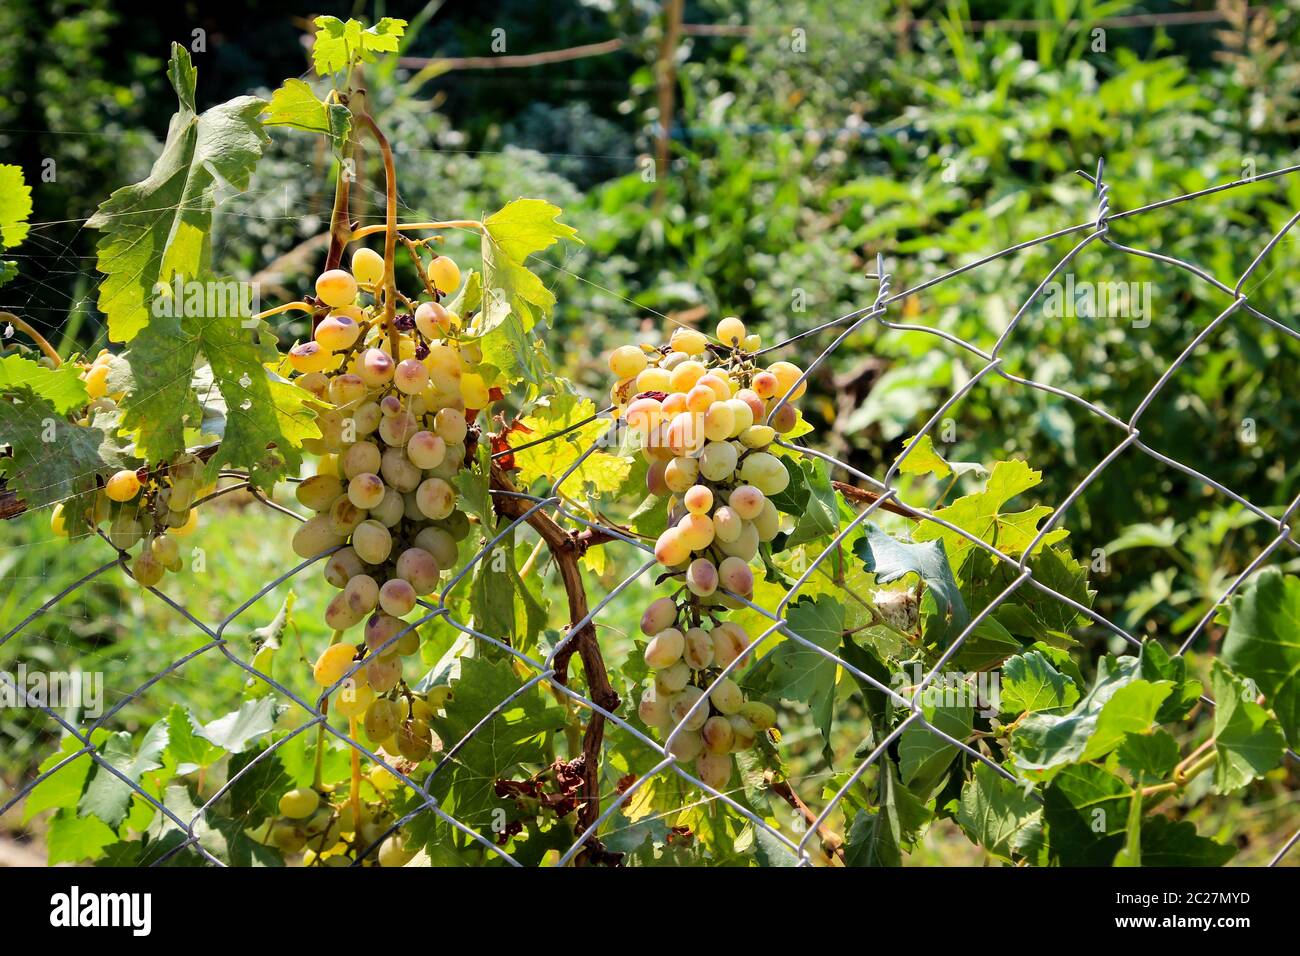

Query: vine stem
[313,629,344,791]
[1140,749,1218,799]
[767,774,845,865]
[831,480,921,519]
[350,220,484,241]
[398,234,436,297]
[354,107,401,358]
[323,97,353,277]
[348,715,363,828]
[489,463,619,864]
[1,312,62,365]
[252,301,315,321]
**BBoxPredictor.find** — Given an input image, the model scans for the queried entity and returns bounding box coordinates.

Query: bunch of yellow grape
[608,316,799,789]
[263,691,447,868]
[51,449,205,587]
[609,316,805,597]
[286,248,484,778]
[635,598,777,790]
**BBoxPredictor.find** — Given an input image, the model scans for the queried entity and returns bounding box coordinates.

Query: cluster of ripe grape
[51,451,205,590]
[608,317,803,789]
[284,247,481,808]
[636,597,777,789]
[48,351,205,585]
[266,740,441,866]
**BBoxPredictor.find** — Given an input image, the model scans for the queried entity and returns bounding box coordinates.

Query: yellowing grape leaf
[471,283,550,387]
[913,459,1067,570]
[86,45,268,343]
[0,164,32,248]
[896,433,951,478]
[512,393,628,496]
[479,199,579,335]
[483,199,580,263]
[783,409,815,439]
[311,17,407,76]
[261,79,350,154]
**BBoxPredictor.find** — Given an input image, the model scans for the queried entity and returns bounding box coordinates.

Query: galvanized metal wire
[3,159,1300,867]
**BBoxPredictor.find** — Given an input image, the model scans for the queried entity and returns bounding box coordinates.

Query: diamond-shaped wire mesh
[3,160,1299,867]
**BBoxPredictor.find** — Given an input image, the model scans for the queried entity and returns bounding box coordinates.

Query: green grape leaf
[513,392,627,496]
[1210,659,1286,794]
[164,705,224,773]
[959,546,1093,647]
[483,198,581,264]
[628,491,668,539]
[311,16,407,76]
[209,359,319,489]
[956,762,1045,864]
[852,523,968,645]
[478,300,551,386]
[226,748,296,826]
[1138,639,1201,723]
[146,783,281,867]
[949,617,1024,671]
[1136,816,1235,867]
[843,760,930,866]
[115,297,317,485]
[452,444,494,529]
[742,596,844,758]
[78,722,169,829]
[767,455,810,515]
[0,353,88,413]
[1085,679,1174,760]
[752,827,800,866]
[262,78,351,153]
[442,267,482,318]
[23,735,98,822]
[196,696,283,754]
[277,728,350,790]
[603,810,671,856]
[0,395,128,510]
[913,459,1067,570]
[838,636,892,723]
[86,45,268,343]
[779,456,839,549]
[1221,567,1300,748]
[0,259,17,289]
[112,315,200,464]
[460,278,550,387]
[1042,763,1129,866]
[47,810,119,865]
[1029,640,1086,687]
[1000,649,1080,716]
[426,656,566,831]
[895,433,952,478]
[898,700,972,795]
[0,163,32,247]
[1116,729,1180,779]
[1011,653,1171,773]
[469,523,548,655]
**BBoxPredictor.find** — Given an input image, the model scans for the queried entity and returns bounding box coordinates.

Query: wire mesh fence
[3,157,1300,867]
